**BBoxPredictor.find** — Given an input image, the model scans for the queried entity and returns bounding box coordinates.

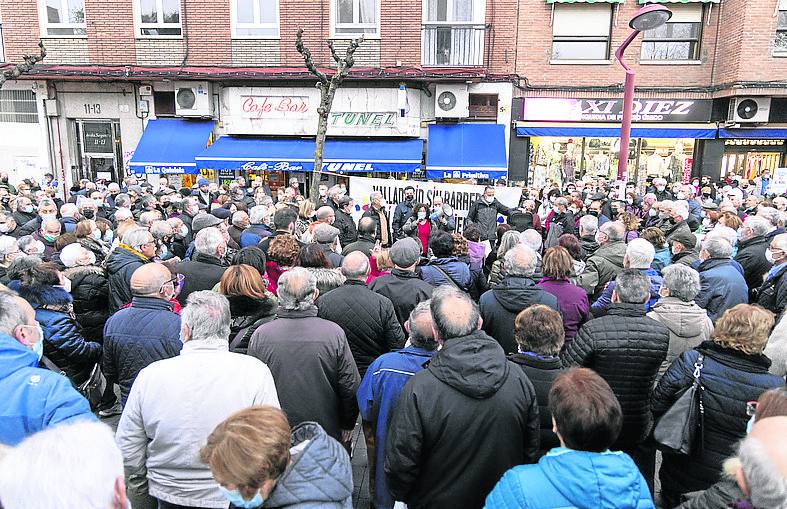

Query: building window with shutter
[136,0,181,37]
[551,4,612,62]
[232,0,279,38]
[39,0,86,36]
[641,4,703,61]
[776,0,787,53]
[332,0,379,37]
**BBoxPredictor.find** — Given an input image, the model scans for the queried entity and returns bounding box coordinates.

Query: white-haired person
[694,234,748,322]
[735,215,774,301]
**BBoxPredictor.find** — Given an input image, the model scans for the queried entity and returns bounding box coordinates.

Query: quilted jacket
[317,279,405,377]
[105,245,150,312]
[694,258,749,322]
[62,264,110,343]
[577,240,627,299]
[562,302,669,448]
[102,296,182,406]
[10,283,102,386]
[263,422,353,509]
[652,342,783,500]
[227,294,277,355]
[368,268,433,329]
[419,257,472,290]
[734,235,772,300]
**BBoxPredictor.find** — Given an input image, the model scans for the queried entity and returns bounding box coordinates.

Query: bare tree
[0,42,47,88]
[296,29,363,204]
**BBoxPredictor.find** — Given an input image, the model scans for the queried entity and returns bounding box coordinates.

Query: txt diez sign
[521,98,713,123]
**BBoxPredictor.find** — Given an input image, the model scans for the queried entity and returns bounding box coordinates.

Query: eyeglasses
[746,401,758,417]
[160,274,185,295]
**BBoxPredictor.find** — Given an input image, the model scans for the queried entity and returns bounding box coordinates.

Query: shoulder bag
[42,356,107,410]
[654,353,705,456]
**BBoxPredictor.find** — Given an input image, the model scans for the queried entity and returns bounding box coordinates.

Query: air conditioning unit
[434,84,469,119]
[728,97,771,124]
[174,81,213,117]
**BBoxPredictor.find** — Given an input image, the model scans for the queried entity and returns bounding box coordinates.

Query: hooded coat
[262,422,353,509]
[105,245,150,312]
[227,293,278,355]
[486,448,655,509]
[480,276,561,354]
[384,330,540,509]
[577,241,627,299]
[646,296,713,380]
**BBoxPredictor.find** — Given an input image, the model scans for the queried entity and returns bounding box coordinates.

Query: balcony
[422,24,485,67]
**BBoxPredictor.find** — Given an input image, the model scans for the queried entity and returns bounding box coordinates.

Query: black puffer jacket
[317,279,405,377]
[62,265,110,343]
[509,353,565,458]
[676,479,746,509]
[562,303,669,447]
[368,268,433,328]
[385,330,539,509]
[735,235,772,300]
[334,208,357,247]
[653,342,783,499]
[466,198,511,242]
[479,276,560,354]
[174,252,228,305]
[105,245,150,312]
[226,294,277,355]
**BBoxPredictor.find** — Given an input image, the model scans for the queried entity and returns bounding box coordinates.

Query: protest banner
[770,168,787,195]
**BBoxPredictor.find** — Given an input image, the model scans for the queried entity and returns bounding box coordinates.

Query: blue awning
[718,128,787,140]
[516,125,718,139]
[129,118,215,174]
[195,137,423,173]
[426,124,508,180]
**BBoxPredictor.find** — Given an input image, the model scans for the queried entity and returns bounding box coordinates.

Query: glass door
[74,120,123,183]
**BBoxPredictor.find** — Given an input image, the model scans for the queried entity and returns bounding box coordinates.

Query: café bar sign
[521,98,713,123]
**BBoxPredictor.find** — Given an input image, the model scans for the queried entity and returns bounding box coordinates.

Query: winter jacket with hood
[105,244,150,312]
[652,247,672,273]
[368,268,434,329]
[419,257,472,290]
[10,282,102,386]
[577,240,627,299]
[562,303,669,448]
[590,268,663,317]
[485,448,655,509]
[480,276,560,354]
[646,296,713,380]
[694,258,749,322]
[385,330,539,509]
[735,235,772,300]
[63,264,110,343]
[579,235,599,261]
[261,422,353,509]
[317,279,405,377]
[0,332,95,446]
[226,293,277,354]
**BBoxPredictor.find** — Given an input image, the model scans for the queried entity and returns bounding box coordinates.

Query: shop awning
[638,0,719,3]
[515,123,717,139]
[129,118,215,175]
[426,124,508,180]
[718,128,787,140]
[547,0,623,3]
[195,137,423,173]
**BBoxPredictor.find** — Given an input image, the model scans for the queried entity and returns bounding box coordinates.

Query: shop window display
[721,140,785,179]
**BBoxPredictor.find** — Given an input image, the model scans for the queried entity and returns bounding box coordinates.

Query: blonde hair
[298,199,315,219]
[220,265,267,300]
[712,304,775,355]
[374,249,394,271]
[200,406,290,501]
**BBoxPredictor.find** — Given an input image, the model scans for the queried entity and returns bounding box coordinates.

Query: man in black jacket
[342,217,377,257]
[385,286,539,509]
[334,196,358,248]
[317,251,405,377]
[562,269,669,492]
[466,186,511,246]
[736,216,773,301]
[174,227,228,305]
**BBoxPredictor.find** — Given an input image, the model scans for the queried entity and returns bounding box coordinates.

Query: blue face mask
[746,415,755,434]
[219,486,264,508]
[32,325,44,360]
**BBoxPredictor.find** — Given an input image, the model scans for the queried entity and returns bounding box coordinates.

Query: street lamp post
[615,5,672,182]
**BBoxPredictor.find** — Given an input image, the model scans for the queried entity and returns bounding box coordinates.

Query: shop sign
[82,122,114,154]
[238,161,306,172]
[240,96,310,119]
[329,112,397,128]
[771,168,787,195]
[138,165,195,175]
[521,98,713,123]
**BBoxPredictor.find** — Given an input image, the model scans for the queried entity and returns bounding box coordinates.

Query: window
[333,0,378,36]
[641,4,702,61]
[153,91,176,116]
[0,90,38,123]
[424,0,481,23]
[422,0,485,66]
[137,0,181,37]
[468,93,497,120]
[551,4,612,61]
[233,0,278,38]
[41,0,85,36]
[776,0,787,52]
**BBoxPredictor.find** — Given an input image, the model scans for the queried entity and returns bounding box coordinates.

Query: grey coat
[263,422,353,509]
[647,297,713,380]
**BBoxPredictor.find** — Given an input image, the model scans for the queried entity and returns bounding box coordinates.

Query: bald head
[405,300,436,351]
[600,221,625,243]
[430,286,481,342]
[130,263,173,298]
[315,206,335,222]
[736,417,787,506]
[341,251,370,280]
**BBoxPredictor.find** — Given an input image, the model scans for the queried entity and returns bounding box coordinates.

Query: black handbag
[654,353,705,455]
[42,357,107,410]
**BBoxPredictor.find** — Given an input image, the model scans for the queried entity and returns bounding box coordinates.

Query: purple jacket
[537,278,589,343]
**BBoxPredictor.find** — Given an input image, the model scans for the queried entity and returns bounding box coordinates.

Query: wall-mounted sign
[82,122,114,154]
[329,112,397,128]
[520,98,713,123]
[240,96,310,119]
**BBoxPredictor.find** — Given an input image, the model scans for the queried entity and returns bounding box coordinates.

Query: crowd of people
[0,170,785,509]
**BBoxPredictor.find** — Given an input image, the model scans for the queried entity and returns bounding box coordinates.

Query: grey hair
[744,216,771,238]
[277,267,318,311]
[78,198,95,210]
[0,420,124,509]
[60,203,78,217]
[181,291,231,343]
[497,230,523,258]
[16,235,36,253]
[555,197,568,209]
[579,214,598,236]
[0,235,18,257]
[370,191,383,202]
[430,285,480,340]
[37,198,55,210]
[625,238,655,269]
[231,211,249,227]
[504,244,537,277]
[672,204,690,221]
[7,255,42,281]
[708,225,738,248]
[194,227,225,256]
[315,206,334,221]
[738,436,787,508]
[249,205,268,225]
[138,210,160,227]
[327,185,342,200]
[113,194,131,209]
[407,300,436,351]
[41,218,61,233]
[114,207,133,222]
[520,229,542,254]
[0,291,27,336]
[122,227,152,250]
[757,207,780,227]
[600,221,625,242]
[149,220,172,240]
[773,233,787,252]
[661,264,701,302]
[703,236,734,259]
[614,269,651,304]
[0,211,12,222]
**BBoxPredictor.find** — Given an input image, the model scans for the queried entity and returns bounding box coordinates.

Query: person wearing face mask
[12,196,36,226]
[651,177,674,201]
[754,233,787,316]
[392,186,417,242]
[332,195,358,248]
[694,235,748,322]
[8,261,102,388]
[0,211,20,239]
[402,203,433,256]
[467,186,512,248]
[58,243,110,343]
[0,291,95,445]
[0,235,21,284]
[201,406,352,509]
[106,227,156,313]
[240,205,274,248]
[72,219,109,264]
[16,198,58,236]
[167,216,190,259]
[31,218,61,262]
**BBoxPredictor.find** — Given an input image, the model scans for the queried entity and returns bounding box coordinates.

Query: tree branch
[327,40,341,65]
[335,35,364,85]
[295,29,328,85]
[0,41,47,88]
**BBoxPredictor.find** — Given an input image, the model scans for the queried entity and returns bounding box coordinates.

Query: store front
[128,118,216,182]
[515,97,716,186]
[718,128,787,179]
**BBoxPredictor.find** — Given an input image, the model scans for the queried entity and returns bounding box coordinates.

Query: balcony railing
[422,24,485,67]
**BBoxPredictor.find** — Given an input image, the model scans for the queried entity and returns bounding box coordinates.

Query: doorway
[72,120,124,183]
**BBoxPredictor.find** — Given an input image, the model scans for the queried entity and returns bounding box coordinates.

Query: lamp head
[629,4,672,31]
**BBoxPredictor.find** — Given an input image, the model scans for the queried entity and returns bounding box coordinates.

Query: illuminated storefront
[718,128,787,179]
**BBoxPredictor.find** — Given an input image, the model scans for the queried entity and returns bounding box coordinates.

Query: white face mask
[656,186,666,192]
[766,249,783,264]
[677,192,687,200]
[649,208,658,217]
[59,277,72,293]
